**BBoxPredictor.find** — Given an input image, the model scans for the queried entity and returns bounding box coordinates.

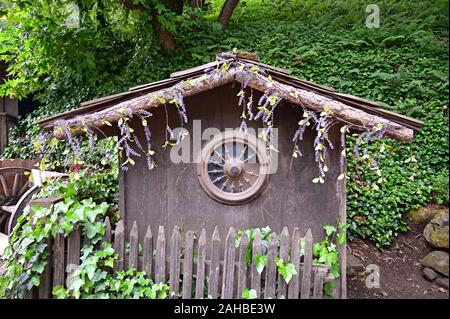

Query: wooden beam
[234,69,414,141]
[50,66,414,141]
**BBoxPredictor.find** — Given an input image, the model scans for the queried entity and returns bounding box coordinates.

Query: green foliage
[0,170,171,299]
[431,171,449,206]
[237,224,343,296]
[235,226,271,265]
[0,172,119,298]
[53,246,170,299]
[275,257,297,284]
[242,287,257,299]
[313,225,343,278]
[1,0,448,247]
[53,243,116,299]
[40,170,119,213]
[254,253,267,274]
[312,224,346,296]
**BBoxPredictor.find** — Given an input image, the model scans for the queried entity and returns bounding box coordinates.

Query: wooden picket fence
[29,216,337,299]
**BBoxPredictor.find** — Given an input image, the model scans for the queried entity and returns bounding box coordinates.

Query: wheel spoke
[214,150,226,163]
[221,179,229,190]
[11,173,20,197]
[245,171,259,178]
[204,137,265,197]
[243,152,256,163]
[230,180,236,192]
[243,176,253,186]
[238,145,248,160]
[16,180,31,199]
[0,175,9,198]
[224,143,232,160]
[208,169,223,174]
[211,175,226,184]
[209,160,223,167]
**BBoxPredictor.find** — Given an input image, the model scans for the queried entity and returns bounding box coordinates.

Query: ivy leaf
[242,288,257,299]
[254,254,267,274]
[31,259,47,274]
[275,258,297,284]
[53,285,68,299]
[323,279,337,297]
[83,221,104,240]
[323,225,337,236]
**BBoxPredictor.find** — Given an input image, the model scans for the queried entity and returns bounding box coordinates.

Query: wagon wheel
[0,167,33,233]
[197,131,270,205]
[7,185,40,235]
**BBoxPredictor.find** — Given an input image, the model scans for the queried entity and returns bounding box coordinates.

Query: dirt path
[348,221,448,299]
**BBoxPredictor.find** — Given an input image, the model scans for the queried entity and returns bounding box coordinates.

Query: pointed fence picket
[33,218,340,299]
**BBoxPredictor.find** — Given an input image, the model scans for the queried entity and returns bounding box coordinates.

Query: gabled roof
[36,51,423,141]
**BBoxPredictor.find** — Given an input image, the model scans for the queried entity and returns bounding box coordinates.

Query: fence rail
[29,214,337,299]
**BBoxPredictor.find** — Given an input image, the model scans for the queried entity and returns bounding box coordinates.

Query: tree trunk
[151,9,177,52]
[189,0,203,9]
[218,0,240,28]
[121,0,177,52]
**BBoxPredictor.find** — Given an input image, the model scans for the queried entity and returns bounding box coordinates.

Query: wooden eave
[36,55,423,140]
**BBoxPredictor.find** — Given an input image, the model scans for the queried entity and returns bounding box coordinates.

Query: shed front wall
[120,83,344,243]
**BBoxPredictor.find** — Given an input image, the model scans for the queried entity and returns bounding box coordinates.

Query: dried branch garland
[43,52,410,180]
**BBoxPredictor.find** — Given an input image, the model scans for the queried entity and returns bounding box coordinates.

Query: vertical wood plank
[264,232,278,299]
[337,130,347,300]
[66,227,81,291]
[67,227,81,268]
[52,233,65,287]
[195,229,206,299]
[236,233,249,298]
[38,240,52,299]
[143,226,153,278]
[300,229,313,299]
[337,163,347,300]
[128,221,139,270]
[113,220,125,272]
[102,217,112,244]
[11,172,19,197]
[221,227,235,299]
[208,226,221,299]
[155,226,166,283]
[287,227,301,299]
[169,226,181,298]
[182,230,195,299]
[277,227,290,299]
[313,270,324,299]
[251,231,263,299]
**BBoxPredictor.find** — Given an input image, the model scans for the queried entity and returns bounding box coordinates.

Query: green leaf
[275,258,297,284]
[242,288,257,299]
[53,285,68,299]
[254,254,267,274]
[323,225,337,236]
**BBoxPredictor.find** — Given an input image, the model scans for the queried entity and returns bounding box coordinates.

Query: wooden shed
[37,51,422,298]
